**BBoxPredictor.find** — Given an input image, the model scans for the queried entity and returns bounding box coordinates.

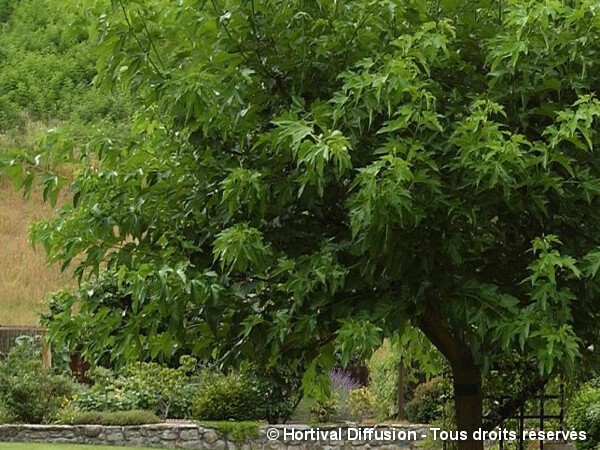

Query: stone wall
[0,423,428,449]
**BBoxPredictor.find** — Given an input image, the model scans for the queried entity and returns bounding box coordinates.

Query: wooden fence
[0,326,51,367]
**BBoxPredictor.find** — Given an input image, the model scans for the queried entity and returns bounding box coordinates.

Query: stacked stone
[0,423,427,449]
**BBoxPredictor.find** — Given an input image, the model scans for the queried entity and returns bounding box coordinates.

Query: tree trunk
[452,359,483,450]
[419,311,484,450]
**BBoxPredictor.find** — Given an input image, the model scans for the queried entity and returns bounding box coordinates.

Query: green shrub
[0,0,18,24]
[567,381,600,450]
[348,387,375,422]
[0,337,74,424]
[192,370,296,423]
[192,372,262,421]
[66,409,160,425]
[405,377,452,424]
[306,369,367,423]
[250,374,296,424]
[310,397,339,423]
[74,356,199,419]
[75,383,143,414]
[288,396,314,423]
[0,403,9,424]
[367,339,400,420]
[0,97,21,132]
[120,357,199,419]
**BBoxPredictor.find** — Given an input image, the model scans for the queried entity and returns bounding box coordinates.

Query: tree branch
[117,0,165,79]
[418,309,469,370]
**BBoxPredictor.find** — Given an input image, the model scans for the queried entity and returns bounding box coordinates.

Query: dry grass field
[0,166,73,326]
[0,119,73,326]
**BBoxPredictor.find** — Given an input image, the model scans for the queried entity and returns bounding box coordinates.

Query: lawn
[0,444,159,450]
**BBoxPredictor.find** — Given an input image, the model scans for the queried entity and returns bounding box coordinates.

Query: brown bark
[452,357,483,450]
[419,311,483,450]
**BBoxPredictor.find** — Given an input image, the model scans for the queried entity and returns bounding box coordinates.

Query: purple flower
[329,368,361,392]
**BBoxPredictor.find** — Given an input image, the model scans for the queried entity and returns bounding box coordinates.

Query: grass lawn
[0,444,159,450]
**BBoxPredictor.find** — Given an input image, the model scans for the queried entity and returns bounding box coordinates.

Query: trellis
[495,384,567,450]
[441,381,568,450]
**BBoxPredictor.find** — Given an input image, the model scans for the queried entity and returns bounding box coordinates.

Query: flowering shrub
[330,369,361,421]
[310,369,363,423]
[330,368,361,391]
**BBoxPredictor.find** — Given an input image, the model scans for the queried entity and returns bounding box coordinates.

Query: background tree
[4,1,600,449]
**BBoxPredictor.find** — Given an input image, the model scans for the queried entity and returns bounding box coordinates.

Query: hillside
[0,180,71,325]
[0,0,122,325]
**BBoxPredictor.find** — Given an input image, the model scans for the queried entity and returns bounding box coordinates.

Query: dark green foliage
[24,0,600,391]
[192,371,294,423]
[250,374,297,424]
[0,338,74,424]
[192,372,259,421]
[44,271,197,367]
[0,96,22,131]
[0,0,18,24]
[567,380,600,450]
[405,377,452,424]
[67,409,160,425]
[43,272,139,366]
[0,405,8,424]
[6,1,600,444]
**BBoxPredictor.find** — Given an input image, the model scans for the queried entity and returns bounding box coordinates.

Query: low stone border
[0,423,428,449]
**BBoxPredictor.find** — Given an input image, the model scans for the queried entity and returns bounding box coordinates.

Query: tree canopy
[4,1,600,447]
